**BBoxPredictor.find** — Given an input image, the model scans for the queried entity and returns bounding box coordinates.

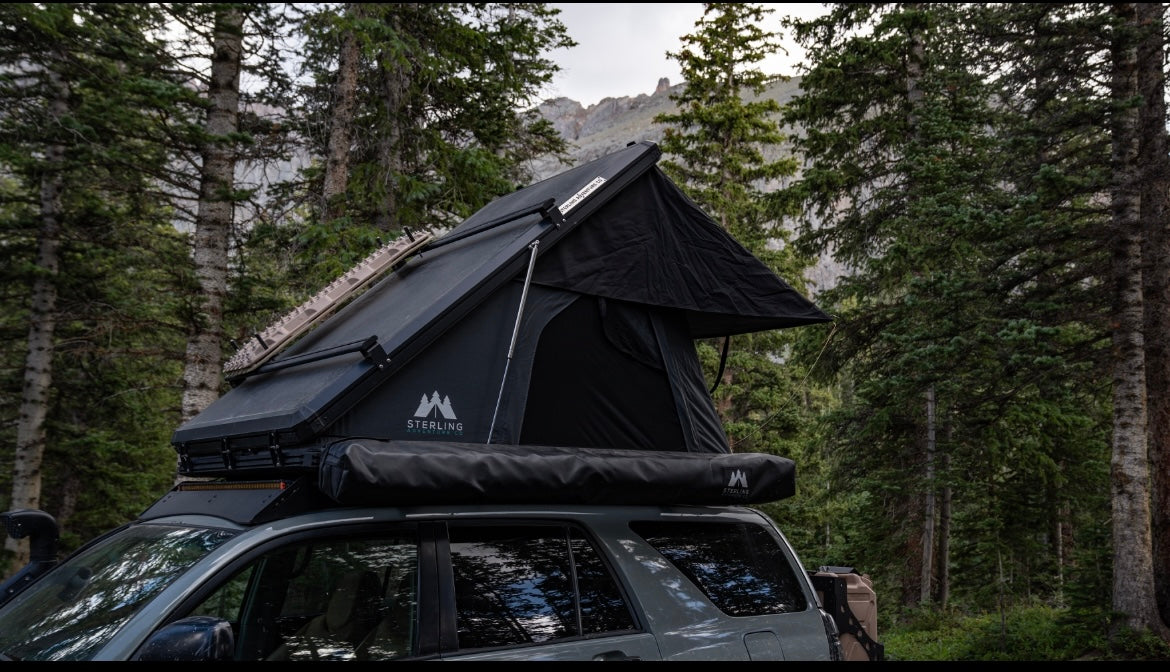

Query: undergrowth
[878,605,1170,661]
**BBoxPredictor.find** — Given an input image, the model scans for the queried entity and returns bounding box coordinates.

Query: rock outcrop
[529,76,804,181]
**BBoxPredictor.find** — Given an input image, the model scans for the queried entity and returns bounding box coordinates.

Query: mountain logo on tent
[723,469,750,498]
[414,391,456,419]
[406,391,464,436]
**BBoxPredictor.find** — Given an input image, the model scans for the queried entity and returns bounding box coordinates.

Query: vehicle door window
[187,533,418,661]
[630,520,808,616]
[448,524,635,651]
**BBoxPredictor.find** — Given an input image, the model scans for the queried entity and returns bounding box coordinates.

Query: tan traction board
[224,232,433,378]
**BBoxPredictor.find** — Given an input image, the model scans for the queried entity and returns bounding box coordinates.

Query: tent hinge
[423,198,563,252]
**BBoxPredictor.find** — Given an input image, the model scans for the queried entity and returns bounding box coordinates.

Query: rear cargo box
[811,567,883,661]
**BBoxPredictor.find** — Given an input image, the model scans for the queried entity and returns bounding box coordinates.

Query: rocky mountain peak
[530,76,803,180]
[527,77,682,180]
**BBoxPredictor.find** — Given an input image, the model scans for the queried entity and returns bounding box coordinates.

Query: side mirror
[0,509,60,607]
[134,615,235,661]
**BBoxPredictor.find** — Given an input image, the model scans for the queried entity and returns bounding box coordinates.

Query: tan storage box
[812,567,882,661]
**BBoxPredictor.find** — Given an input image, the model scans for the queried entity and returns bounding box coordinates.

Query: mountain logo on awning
[723,469,750,498]
[406,391,463,436]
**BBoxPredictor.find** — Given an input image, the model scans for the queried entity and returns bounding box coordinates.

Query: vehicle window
[192,565,253,622]
[449,525,634,651]
[571,532,636,635]
[187,533,418,661]
[0,524,235,661]
[629,520,808,617]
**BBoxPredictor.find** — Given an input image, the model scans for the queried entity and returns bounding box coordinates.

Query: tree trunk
[180,7,243,435]
[1108,2,1169,640]
[322,2,362,225]
[1056,498,1068,588]
[1136,0,1170,630]
[900,495,925,607]
[3,65,68,574]
[903,3,930,609]
[375,5,409,233]
[920,385,936,604]
[938,441,952,608]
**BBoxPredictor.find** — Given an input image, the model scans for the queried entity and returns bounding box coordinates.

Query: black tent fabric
[517,294,726,452]
[531,166,829,337]
[171,140,830,480]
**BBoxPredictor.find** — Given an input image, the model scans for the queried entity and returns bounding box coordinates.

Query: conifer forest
[2,3,1170,660]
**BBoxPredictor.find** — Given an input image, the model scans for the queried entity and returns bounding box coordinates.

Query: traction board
[224,232,432,378]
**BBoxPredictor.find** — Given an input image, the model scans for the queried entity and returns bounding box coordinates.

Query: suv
[0,473,870,661]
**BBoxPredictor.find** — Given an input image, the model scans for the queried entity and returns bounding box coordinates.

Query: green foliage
[881,604,1170,661]
[1108,626,1170,661]
[284,3,572,258]
[656,3,801,258]
[255,3,576,301]
[46,431,176,553]
[883,605,1081,660]
[0,3,212,564]
[27,187,188,551]
[779,2,1118,612]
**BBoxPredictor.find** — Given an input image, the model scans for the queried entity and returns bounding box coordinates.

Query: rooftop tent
[171,141,830,499]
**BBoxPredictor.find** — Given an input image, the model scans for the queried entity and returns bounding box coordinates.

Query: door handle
[592,650,641,661]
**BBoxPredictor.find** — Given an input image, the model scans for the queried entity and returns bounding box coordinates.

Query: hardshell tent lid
[171,140,830,469]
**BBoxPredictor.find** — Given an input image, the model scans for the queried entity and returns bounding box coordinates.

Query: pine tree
[180,5,243,428]
[156,3,298,431]
[0,3,195,567]
[274,3,575,296]
[1107,2,1168,640]
[780,3,1115,611]
[1135,1,1170,628]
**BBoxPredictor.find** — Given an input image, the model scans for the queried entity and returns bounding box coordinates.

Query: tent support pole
[487,240,540,444]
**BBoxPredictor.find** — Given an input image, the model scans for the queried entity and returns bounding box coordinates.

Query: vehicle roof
[139,476,777,527]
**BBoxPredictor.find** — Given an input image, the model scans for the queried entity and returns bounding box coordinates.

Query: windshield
[0,523,235,661]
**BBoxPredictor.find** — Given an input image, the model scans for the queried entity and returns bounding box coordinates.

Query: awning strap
[709,335,730,395]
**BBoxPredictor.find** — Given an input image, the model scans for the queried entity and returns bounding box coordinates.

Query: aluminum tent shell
[171,141,830,468]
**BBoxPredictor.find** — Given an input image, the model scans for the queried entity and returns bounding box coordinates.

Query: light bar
[176,480,289,492]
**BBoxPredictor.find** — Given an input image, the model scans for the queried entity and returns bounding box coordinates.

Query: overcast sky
[542,3,829,107]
